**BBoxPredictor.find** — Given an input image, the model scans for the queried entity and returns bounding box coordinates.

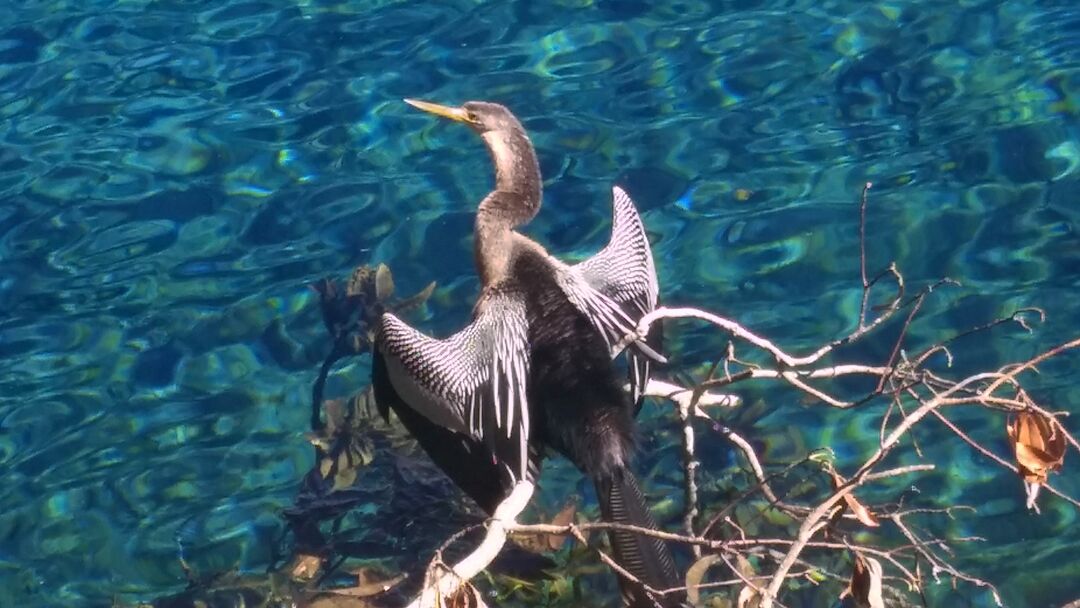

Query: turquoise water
[1,0,1078,606]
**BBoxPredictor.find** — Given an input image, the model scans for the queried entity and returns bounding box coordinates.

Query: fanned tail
[595,467,686,608]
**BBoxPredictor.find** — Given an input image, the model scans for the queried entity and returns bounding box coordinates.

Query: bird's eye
[465,111,479,122]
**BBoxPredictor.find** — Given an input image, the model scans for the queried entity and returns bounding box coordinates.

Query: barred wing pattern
[377,291,534,483]
[572,186,660,403]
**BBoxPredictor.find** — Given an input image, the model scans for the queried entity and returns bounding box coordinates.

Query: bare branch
[406,481,534,608]
[568,526,669,606]
[641,377,741,409]
[679,393,701,557]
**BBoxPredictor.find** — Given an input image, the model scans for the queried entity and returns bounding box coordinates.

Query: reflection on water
[0,0,1078,606]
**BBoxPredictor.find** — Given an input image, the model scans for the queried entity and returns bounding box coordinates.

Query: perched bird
[372,99,682,607]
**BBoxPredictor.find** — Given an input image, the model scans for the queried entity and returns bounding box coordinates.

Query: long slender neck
[474,126,542,286]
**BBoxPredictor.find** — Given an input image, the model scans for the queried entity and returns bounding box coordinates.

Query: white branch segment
[639,377,741,409]
[407,481,535,608]
[619,306,838,367]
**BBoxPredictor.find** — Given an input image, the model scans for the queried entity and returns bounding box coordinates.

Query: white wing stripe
[377,293,535,483]
[569,186,660,401]
[492,359,502,430]
[504,364,514,438]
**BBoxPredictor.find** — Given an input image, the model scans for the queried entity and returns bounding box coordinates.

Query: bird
[371,98,683,607]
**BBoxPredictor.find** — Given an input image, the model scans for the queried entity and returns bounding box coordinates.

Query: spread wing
[571,186,660,405]
[375,289,537,484]
[373,351,525,514]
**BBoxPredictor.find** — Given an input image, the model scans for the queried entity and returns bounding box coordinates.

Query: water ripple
[0,0,1078,606]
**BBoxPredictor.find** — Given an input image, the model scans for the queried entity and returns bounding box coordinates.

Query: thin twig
[889,513,1003,606]
[913,308,1045,367]
[568,526,667,607]
[984,337,1080,399]
[760,369,989,607]
[858,181,872,327]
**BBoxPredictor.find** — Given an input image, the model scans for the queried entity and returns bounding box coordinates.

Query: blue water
[1,0,1078,606]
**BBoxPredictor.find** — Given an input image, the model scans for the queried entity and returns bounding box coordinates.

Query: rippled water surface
[1,0,1079,606]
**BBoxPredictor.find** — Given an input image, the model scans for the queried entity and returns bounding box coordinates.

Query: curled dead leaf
[1008,410,1066,484]
[446,582,485,608]
[511,500,576,553]
[684,554,722,606]
[843,552,884,608]
[290,553,323,581]
[734,556,761,608]
[828,466,879,528]
[685,554,759,607]
[330,457,358,492]
[1008,410,1066,511]
[375,263,395,301]
[736,584,761,608]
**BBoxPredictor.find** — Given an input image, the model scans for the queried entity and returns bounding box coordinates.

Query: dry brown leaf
[395,281,437,314]
[327,570,407,598]
[845,552,884,608]
[684,554,722,606]
[374,263,395,302]
[306,596,374,608]
[331,454,358,491]
[545,500,576,550]
[314,440,363,492]
[735,584,760,608]
[446,582,484,608]
[828,466,880,528]
[1008,410,1066,484]
[735,555,755,580]
[345,265,369,297]
[511,500,576,553]
[325,399,347,435]
[509,532,545,553]
[734,556,760,608]
[1008,410,1067,511]
[290,553,323,581]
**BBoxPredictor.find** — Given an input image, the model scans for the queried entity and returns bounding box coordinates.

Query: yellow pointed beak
[404,98,473,124]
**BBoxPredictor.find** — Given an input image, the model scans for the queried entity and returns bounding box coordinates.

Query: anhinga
[372,99,683,607]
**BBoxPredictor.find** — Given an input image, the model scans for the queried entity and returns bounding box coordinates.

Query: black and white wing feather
[572,186,660,403]
[376,290,535,483]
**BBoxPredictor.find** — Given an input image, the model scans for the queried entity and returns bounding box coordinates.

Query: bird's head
[403,97,540,220]
[404,98,523,136]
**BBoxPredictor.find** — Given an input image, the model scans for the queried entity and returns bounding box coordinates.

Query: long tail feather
[595,468,686,608]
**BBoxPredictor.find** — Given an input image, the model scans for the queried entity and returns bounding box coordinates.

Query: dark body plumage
[372,99,682,607]
[522,249,635,479]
